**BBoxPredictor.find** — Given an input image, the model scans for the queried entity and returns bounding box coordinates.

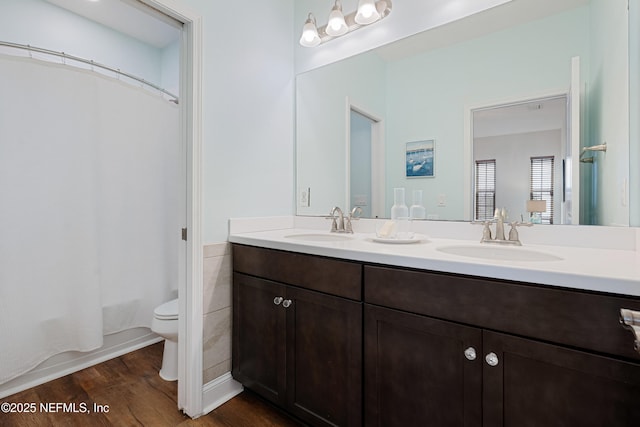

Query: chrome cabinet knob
[464,347,477,361]
[273,296,283,305]
[485,352,499,367]
[282,299,292,308]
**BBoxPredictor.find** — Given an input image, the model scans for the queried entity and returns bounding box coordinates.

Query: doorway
[1,0,203,417]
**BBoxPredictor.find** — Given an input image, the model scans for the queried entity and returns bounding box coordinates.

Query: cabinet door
[364,304,482,427]
[286,286,362,427]
[232,273,287,406]
[483,331,640,426]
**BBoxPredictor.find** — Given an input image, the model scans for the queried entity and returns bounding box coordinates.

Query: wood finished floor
[1,342,303,427]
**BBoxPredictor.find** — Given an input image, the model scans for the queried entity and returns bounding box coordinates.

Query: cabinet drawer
[364,265,640,360]
[233,244,362,300]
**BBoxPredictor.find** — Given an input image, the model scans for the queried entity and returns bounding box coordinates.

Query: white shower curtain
[0,54,179,384]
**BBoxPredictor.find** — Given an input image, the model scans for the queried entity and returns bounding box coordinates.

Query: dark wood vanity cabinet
[232,273,286,405]
[232,245,363,427]
[482,331,640,426]
[365,304,640,427]
[232,244,640,426]
[364,304,482,426]
[364,265,640,427]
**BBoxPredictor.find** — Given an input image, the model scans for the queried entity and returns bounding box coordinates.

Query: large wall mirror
[296,0,637,226]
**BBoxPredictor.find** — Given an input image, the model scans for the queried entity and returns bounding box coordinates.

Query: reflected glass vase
[391,187,409,219]
[410,190,426,219]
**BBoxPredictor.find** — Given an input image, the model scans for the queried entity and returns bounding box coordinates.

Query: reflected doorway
[472,96,571,224]
[348,105,384,218]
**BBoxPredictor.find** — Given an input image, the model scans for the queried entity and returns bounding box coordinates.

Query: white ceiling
[473,97,567,139]
[44,0,181,48]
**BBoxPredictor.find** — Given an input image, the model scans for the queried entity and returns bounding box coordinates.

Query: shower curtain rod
[0,40,178,103]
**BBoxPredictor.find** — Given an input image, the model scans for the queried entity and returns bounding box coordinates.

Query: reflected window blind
[530,156,554,224]
[475,159,496,221]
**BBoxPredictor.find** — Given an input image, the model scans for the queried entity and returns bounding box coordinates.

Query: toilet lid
[154,298,178,320]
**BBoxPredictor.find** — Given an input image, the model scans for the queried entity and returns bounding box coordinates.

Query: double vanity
[229,217,640,426]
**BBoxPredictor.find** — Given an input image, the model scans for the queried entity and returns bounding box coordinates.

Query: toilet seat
[154,298,178,320]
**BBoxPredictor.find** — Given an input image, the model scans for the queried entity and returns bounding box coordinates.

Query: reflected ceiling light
[299,13,321,47]
[326,1,348,36]
[299,0,392,47]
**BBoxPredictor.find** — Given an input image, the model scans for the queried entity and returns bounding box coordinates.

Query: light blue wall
[385,6,591,219]
[183,0,295,243]
[587,0,630,226]
[0,0,169,88]
[296,51,386,215]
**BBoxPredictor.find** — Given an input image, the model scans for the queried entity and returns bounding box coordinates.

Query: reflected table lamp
[527,200,547,224]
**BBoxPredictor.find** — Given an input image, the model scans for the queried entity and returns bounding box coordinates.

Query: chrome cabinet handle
[282,299,292,308]
[464,347,477,361]
[485,352,499,367]
[273,296,283,305]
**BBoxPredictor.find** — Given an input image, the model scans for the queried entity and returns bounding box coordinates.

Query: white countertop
[228,217,640,297]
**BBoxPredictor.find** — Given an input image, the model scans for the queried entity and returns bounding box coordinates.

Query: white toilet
[151,298,179,381]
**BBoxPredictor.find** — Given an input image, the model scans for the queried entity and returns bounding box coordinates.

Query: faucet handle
[472,221,493,242]
[344,207,363,233]
[508,222,519,242]
[327,207,338,232]
[350,206,363,219]
[507,221,533,245]
[482,221,492,241]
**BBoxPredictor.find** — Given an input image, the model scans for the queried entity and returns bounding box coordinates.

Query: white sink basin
[436,245,563,262]
[284,233,355,242]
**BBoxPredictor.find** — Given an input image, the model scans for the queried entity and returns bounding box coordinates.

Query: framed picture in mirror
[406,139,435,178]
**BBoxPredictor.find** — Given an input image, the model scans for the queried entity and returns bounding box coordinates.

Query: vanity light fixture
[300,0,392,47]
[327,1,348,36]
[355,0,381,24]
[300,13,322,47]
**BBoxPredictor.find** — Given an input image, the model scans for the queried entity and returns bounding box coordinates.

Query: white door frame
[140,0,203,417]
[345,97,385,218]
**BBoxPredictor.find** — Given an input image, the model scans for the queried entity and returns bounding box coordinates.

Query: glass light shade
[299,16,321,47]
[326,3,348,36]
[355,0,381,25]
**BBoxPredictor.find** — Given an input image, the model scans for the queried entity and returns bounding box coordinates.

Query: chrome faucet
[329,206,345,232]
[329,206,361,233]
[477,207,532,246]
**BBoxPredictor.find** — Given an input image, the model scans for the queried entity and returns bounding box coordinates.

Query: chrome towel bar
[620,308,640,355]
